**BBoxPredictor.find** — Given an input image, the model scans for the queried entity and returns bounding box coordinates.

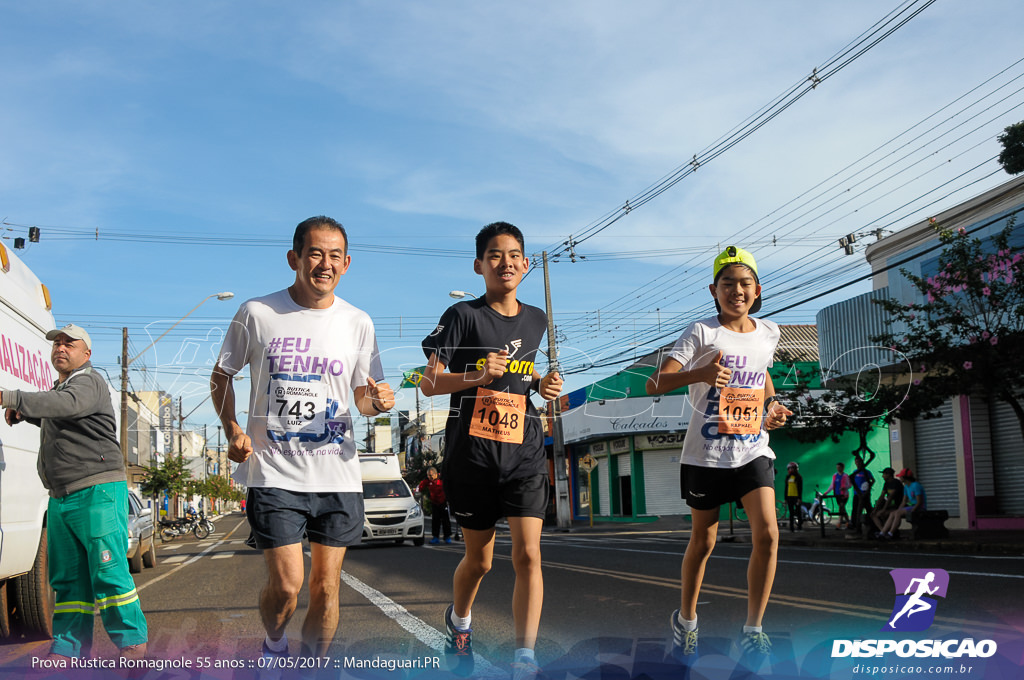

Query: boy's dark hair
[475,221,525,260]
[293,216,348,255]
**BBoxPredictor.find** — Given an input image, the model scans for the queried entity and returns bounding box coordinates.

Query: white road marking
[211,552,236,559]
[543,536,1024,579]
[135,520,246,593]
[340,571,505,678]
[162,555,188,564]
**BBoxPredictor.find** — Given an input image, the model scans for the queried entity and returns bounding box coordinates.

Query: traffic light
[28,226,40,242]
[13,238,25,249]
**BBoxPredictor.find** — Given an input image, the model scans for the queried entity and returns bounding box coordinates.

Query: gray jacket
[2,361,125,498]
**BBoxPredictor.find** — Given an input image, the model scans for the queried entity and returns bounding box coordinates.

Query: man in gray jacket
[2,323,147,660]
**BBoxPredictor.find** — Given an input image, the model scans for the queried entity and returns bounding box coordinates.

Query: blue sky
[3,1,1023,444]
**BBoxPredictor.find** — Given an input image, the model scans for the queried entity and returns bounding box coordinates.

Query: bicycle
[807,488,834,526]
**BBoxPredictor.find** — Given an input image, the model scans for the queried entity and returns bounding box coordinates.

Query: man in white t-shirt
[211,216,394,661]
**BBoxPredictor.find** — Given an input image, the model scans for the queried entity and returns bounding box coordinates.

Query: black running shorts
[444,473,550,531]
[680,456,776,510]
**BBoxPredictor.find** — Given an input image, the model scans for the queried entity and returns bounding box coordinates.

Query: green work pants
[48,481,148,657]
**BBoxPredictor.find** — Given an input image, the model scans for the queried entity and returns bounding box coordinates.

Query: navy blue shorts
[444,473,550,531]
[680,456,776,510]
[246,487,364,549]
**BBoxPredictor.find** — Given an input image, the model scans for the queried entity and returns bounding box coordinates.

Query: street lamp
[449,290,477,299]
[119,292,235,467]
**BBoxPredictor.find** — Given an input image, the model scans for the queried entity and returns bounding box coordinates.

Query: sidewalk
[550,515,1024,556]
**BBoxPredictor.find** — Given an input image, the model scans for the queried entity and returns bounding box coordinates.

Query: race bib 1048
[469,387,527,444]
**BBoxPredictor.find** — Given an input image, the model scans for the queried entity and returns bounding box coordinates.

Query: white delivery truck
[358,453,424,546]
[0,243,56,639]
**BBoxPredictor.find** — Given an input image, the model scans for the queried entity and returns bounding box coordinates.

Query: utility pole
[202,424,208,481]
[120,327,129,467]
[178,396,184,459]
[542,251,572,530]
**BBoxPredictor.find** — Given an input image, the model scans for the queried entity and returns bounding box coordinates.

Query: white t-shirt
[217,289,383,492]
[668,315,780,469]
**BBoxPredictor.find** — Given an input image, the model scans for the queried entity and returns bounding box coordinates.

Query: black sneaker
[444,604,474,673]
[669,609,698,659]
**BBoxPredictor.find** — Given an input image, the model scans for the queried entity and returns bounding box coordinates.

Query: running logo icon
[883,568,949,632]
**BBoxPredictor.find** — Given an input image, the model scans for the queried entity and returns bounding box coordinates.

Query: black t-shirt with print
[422,298,548,484]
[882,478,904,506]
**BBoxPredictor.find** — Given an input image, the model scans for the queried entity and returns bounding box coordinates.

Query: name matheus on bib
[470,387,527,444]
[717,386,764,435]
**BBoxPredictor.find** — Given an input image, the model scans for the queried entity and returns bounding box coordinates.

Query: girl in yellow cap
[647,245,792,664]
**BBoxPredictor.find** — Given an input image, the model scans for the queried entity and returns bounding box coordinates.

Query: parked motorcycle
[159,512,214,541]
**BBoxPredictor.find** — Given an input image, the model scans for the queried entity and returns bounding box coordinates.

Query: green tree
[403,442,440,490]
[998,121,1024,175]
[871,217,1024,437]
[788,373,909,470]
[139,454,194,517]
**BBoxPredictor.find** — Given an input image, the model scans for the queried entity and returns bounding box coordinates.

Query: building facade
[816,175,1024,530]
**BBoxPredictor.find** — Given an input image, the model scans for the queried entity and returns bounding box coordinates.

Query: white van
[0,243,56,638]
[358,453,424,546]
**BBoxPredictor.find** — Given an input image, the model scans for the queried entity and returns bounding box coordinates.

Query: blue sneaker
[669,610,698,659]
[429,537,441,545]
[738,629,772,658]
[444,604,474,674]
[445,537,452,544]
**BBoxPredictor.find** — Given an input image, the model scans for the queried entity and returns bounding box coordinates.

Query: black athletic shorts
[444,473,550,531]
[246,487,364,549]
[680,456,776,510]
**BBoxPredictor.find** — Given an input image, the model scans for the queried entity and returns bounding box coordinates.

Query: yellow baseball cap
[713,245,759,281]
[712,246,762,313]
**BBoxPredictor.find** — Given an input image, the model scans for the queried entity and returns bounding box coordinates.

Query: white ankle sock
[264,634,288,653]
[743,625,762,634]
[514,648,535,664]
[677,613,698,632]
[450,608,471,631]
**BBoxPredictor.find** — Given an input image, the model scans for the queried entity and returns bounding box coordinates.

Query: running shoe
[738,630,772,657]
[259,640,289,680]
[511,658,543,680]
[669,609,698,658]
[429,537,441,545]
[440,606,471,659]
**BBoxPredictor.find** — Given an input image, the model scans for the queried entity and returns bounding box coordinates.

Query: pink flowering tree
[872,217,1024,437]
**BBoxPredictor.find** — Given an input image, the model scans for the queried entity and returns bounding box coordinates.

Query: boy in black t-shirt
[421,222,563,679]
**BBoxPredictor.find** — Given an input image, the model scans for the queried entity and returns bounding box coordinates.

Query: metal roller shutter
[990,399,1024,515]
[642,450,689,516]
[914,400,959,517]
[596,456,610,516]
[617,454,631,476]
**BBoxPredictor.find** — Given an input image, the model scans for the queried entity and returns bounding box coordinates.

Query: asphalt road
[2,512,1022,679]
